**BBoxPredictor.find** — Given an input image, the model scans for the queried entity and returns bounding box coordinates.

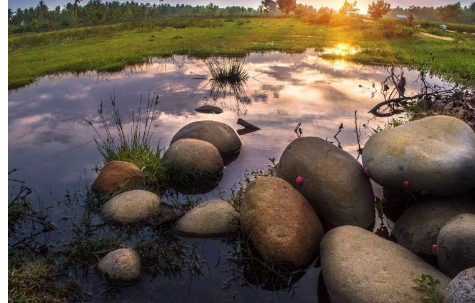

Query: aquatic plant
[206,57,249,85]
[413,274,441,303]
[87,93,167,186]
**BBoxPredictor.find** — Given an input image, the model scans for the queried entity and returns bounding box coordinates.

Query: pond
[8,49,451,302]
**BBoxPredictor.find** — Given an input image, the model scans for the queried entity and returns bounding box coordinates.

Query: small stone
[92,161,145,193]
[97,248,141,283]
[437,213,475,277]
[101,190,161,225]
[444,267,475,303]
[194,105,223,114]
[175,200,239,237]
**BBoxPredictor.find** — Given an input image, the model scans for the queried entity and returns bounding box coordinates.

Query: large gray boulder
[276,137,375,228]
[240,177,324,269]
[97,248,141,283]
[321,226,450,303]
[393,196,475,257]
[175,199,239,237]
[362,116,475,196]
[163,138,223,192]
[437,213,475,278]
[92,161,145,193]
[170,120,241,156]
[444,267,475,303]
[101,190,161,225]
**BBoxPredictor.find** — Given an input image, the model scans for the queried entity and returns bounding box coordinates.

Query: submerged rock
[97,248,141,283]
[444,267,475,303]
[237,118,260,130]
[240,177,324,269]
[170,120,242,156]
[175,199,239,237]
[163,139,223,193]
[276,137,375,228]
[437,213,475,278]
[92,161,145,193]
[320,226,450,303]
[101,190,161,225]
[194,105,223,114]
[392,196,475,257]
[362,116,475,196]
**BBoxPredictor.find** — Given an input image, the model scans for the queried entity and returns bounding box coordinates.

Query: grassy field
[8,17,475,89]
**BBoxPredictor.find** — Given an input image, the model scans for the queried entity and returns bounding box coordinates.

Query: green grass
[8,17,475,89]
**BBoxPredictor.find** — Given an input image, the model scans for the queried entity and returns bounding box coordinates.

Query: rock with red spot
[362,116,475,196]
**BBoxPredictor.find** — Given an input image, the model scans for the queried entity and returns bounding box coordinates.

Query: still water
[8,49,450,302]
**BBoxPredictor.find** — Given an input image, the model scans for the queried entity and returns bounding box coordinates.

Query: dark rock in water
[171,120,242,156]
[194,105,223,114]
[97,248,141,283]
[237,128,259,136]
[277,137,375,229]
[382,187,420,222]
[320,226,450,303]
[101,190,162,225]
[362,116,475,196]
[175,199,239,237]
[155,202,184,225]
[392,196,475,258]
[437,213,475,278]
[163,138,223,193]
[237,118,260,130]
[92,161,145,193]
[241,177,324,269]
[444,266,475,303]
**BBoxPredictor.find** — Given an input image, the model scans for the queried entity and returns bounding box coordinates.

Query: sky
[8,0,473,12]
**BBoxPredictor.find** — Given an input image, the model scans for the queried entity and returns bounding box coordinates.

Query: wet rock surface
[163,138,223,193]
[277,137,375,228]
[321,226,450,303]
[393,196,475,257]
[444,266,475,303]
[437,213,475,278]
[362,116,475,196]
[240,177,324,269]
[170,120,242,156]
[97,248,141,283]
[194,105,223,114]
[92,161,145,193]
[175,199,239,237]
[101,190,161,225]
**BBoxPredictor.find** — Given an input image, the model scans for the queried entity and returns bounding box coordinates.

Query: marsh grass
[87,92,167,187]
[207,57,249,84]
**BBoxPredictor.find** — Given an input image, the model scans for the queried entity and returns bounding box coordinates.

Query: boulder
[321,226,450,303]
[362,116,475,196]
[97,248,141,283]
[163,139,223,193]
[194,105,223,114]
[170,121,242,156]
[276,137,375,228]
[101,190,161,225]
[437,213,475,277]
[392,196,475,257]
[91,161,145,193]
[175,200,239,237]
[240,177,324,269]
[444,267,475,303]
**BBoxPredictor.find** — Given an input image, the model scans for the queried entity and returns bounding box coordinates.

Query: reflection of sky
[8,50,449,198]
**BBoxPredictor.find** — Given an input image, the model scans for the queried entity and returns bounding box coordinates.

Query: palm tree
[74,0,82,16]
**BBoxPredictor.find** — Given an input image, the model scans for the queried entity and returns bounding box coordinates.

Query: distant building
[396,14,407,19]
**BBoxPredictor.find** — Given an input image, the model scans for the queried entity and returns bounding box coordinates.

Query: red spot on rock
[432,244,437,255]
[296,176,303,185]
[403,180,409,187]
[364,167,371,178]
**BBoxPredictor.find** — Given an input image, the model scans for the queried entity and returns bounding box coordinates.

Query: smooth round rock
[362,116,475,196]
[194,105,223,114]
[321,226,450,303]
[163,139,223,192]
[97,248,141,283]
[92,160,145,193]
[393,196,475,257]
[170,121,242,156]
[101,190,161,225]
[175,200,239,237]
[240,177,324,269]
[444,267,475,303]
[276,137,375,228]
[437,213,475,277]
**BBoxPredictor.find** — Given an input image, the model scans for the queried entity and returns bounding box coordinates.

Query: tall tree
[339,1,359,15]
[368,0,391,20]
[276,0,296,15]
[437,2,462,22]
